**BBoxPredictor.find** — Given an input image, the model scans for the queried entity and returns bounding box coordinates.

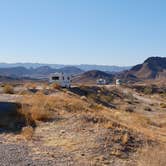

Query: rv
[116,79,121,85]
[49,72,71,88]
[96,78,106,85]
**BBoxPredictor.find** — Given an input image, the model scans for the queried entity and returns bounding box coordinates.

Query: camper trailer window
[52,76,59,80]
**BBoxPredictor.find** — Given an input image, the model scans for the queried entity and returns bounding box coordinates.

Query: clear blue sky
[0,0,165,66]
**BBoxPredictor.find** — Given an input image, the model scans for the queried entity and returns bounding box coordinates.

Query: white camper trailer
[49,72,71,88]
[116,79,121,85]
[96,78,106,85]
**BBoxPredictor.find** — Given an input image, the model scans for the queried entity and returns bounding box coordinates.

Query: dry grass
[25,82,37,90]
[137,145,166,166]
[50,83,61,90]
[12,84,165,165]
[12,85,166,164]
[21,93,53,122]
[30,105,52,121]
[121,133,129,145]
[21,126,34,140]
[160,103,166,108]
[3,84,14,94]
[20,92,89,124]
[45,93,89,112]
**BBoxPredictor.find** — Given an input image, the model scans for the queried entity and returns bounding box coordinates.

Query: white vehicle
[49,72,71,88]
[96,78,106,85]
[116,79,121,85]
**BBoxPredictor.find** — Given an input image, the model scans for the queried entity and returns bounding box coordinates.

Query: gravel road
[0,138,55,166]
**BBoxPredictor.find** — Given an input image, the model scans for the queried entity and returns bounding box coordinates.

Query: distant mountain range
[0,63,131,72]
[0,57,165,82]
[0,66,83,79]
[74,57,166,84]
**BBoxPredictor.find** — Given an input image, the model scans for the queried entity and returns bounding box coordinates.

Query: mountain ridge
[0,63,131,72]
[0,66,83,78]
[121,57,166,81]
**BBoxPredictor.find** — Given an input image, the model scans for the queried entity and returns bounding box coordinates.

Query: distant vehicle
[96,78,107,85]
[49,72,71,88]
[116,79,121,85]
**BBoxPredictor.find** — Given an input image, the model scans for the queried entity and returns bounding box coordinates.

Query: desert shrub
[87,93,97,101]
[99,94,114,103]
[125,106,134,113]
[25,83,38,93]
[30,105,52,121]
[160,92,166,99]
[143,87,153,95]
[121,133,129,145]
[28,94,53,121]
[144,106,152,112]
[21,94,53,122]
[21,126,34,140]
[91,103,104,111]
[25,83,37,89]
[126,92,135,102]
[21,92,88,122]
[160,103,166,108]
[51,83,61,90]
[82,113,107,124]
[3,84,14,94]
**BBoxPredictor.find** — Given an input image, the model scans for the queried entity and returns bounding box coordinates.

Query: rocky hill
[119,57,166,81]
[73,70,114,84]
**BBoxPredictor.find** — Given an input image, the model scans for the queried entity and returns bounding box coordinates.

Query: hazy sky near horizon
[0,0,165,66]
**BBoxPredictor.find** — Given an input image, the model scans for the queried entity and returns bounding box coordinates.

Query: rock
[80,96,87,101]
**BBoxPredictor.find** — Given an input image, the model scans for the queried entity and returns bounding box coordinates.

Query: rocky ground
[0,84,165,166]
[0,116,141,166]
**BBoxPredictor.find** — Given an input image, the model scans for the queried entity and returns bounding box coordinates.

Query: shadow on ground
[0,102,32,133]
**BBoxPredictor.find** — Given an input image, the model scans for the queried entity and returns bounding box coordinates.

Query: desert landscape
[0,1,166,165]
[0,57,165,166]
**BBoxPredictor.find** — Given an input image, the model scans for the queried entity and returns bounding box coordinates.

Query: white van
[49,72,71,88]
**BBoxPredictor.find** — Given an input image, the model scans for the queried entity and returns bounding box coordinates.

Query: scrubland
[0,82,165,165]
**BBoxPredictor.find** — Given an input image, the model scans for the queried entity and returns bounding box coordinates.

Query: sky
[0,0,165,66]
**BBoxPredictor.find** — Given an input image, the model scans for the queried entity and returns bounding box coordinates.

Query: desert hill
[72,70,114,84]
[118,57,166,82]
[128,57,166,79]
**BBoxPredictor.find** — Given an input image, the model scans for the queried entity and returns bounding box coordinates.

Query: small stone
[60,130,65,134]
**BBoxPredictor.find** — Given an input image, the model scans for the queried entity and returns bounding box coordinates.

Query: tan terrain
[0,83,165,166]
